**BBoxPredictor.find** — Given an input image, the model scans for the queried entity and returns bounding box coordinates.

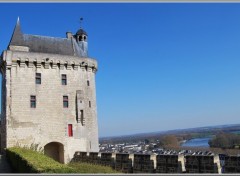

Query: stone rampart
[185,155,220,173]
[156,154,184,173]
[72,152,224,173]
[224,156,240,173]
[72,152,240,173]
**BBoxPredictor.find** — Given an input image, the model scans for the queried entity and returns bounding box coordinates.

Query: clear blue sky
[1,3,240,137]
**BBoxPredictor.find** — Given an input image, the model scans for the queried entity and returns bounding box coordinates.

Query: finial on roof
[80,17,83,29]
[17,16,20,23]
[75,17,88,37]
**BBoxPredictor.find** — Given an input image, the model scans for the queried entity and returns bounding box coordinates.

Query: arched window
[78,36,82,41]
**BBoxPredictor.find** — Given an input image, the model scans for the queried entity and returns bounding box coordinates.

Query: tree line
[208,132,240,149]
[155,132,240,150]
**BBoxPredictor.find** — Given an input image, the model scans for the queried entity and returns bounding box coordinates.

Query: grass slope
[6,147,118,173]
[68,162,118,173]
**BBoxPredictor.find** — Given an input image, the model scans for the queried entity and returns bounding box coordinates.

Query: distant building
[0,18,99,163]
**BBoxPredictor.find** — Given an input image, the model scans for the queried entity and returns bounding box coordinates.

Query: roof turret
[9,17,24,46]
[76,28,88,36]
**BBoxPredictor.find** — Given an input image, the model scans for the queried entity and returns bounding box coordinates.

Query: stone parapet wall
[115,153,133,173]
[99,153,115,168]
[72,152,240,173]
[72,152,190,173]
[133,154,155,173]
[224,156,240,173]
[156,154,184,173]
[185,155,219,173]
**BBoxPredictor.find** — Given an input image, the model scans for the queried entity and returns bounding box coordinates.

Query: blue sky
[1,3,240,137]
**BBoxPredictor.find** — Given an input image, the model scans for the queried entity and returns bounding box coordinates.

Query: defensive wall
[72,151,240,173]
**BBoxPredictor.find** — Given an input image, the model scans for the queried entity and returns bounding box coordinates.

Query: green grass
[68,162,119,173]
[7,147,76,173]
[6,147,120,173]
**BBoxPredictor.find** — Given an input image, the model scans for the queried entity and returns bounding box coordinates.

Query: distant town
[99,124,240,156]
[99,140,214,156]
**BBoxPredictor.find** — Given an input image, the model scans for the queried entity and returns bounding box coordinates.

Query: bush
[6,147,77,173]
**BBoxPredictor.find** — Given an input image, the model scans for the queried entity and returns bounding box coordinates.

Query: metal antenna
[80,17,83,29]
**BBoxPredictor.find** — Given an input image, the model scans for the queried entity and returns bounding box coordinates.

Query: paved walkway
[0,155,12,173]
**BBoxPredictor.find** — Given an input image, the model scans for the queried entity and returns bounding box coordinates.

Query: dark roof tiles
[9,18,23,46]
[23,34,75,56]
[8,19,88,57]
[76,28,88,36]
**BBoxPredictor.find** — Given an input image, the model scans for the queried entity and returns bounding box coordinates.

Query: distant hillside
[100,124,240,144]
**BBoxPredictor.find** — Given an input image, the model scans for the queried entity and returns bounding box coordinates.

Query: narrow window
[80,110,85,126]
[68,124,73,137]
[36,73,41,84]
[30,96,36,108]
[63,96,68,108]
[62,74,67,85]
[87,80,90,86]
[89,101,91,108]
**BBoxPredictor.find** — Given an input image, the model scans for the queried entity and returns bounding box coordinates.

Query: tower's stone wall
[0,50,99,163]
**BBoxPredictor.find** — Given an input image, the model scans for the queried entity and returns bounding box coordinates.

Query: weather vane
[80,17,83,29]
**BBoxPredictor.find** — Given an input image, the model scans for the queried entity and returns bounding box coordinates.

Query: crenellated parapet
[0,50,98,73]
[72,151,224,174]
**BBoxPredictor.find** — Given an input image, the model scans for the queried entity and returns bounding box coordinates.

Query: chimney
[66,32,72,39]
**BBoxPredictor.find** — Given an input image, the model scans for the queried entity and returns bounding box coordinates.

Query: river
[181,137,211,147]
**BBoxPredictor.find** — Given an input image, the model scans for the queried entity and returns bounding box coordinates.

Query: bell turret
[76,28,88,42]
[74,18,88,57]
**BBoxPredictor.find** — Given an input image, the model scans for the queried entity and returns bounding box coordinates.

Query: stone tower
[0,18,99,163]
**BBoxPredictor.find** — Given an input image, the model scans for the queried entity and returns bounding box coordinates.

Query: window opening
[30,96,36,108]
[63,96,68,108]
[36,73,41,84]
[62,74,67,85]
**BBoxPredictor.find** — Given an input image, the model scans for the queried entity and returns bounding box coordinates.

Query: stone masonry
[0,18,99,163]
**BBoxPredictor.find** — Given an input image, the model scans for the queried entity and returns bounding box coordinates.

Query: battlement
[1,50,98,72]
[72,151,240,174]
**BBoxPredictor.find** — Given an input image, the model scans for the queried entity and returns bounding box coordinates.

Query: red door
[68,124,73,137]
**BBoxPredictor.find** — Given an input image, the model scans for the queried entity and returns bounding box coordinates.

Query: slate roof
[9,18,23,46]
[76,28,88,36]
[8,18,87,57]
[22,34,75,56]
